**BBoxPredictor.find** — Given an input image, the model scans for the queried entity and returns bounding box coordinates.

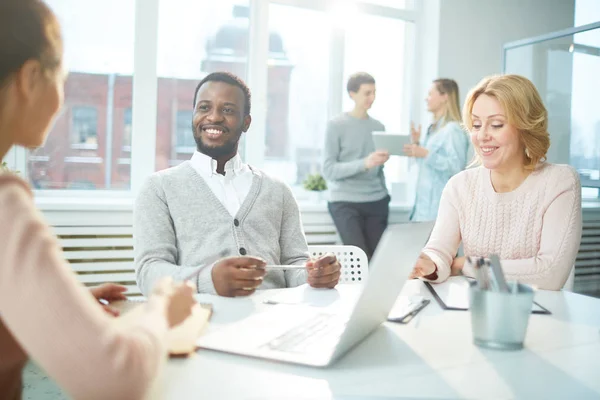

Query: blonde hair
[434,78,461,125]
[462,74,550,170]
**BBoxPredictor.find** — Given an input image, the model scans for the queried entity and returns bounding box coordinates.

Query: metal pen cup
[469,281,534,350]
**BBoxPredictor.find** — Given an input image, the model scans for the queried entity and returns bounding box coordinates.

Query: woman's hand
[451,256,466,276]
[409,253,437,279]
[410,121,422,144]
[151,277,197,328]
[89,283,128,316]
[403,144,428,158]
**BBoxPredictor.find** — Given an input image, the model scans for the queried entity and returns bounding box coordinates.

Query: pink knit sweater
[422,162,582,290]
[0,174,168,400]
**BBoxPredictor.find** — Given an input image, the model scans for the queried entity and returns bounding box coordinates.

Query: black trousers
[328,195,390,260]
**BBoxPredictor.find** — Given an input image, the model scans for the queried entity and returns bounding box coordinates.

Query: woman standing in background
[404,79,469,222]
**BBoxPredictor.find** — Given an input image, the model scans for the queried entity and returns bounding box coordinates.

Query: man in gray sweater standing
[322,72,391,260]
[134,72,340,297]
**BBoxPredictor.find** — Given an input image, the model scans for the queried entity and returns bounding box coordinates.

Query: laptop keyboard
[262,313,346,354]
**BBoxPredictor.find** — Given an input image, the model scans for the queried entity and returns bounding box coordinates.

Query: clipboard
[423,280,551,315]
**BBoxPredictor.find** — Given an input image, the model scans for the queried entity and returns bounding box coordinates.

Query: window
[573,0,600,199]
[260,4,331,193]
[570,28,600,199]
[25,0,415,197]
[504,20,600,200]
[71,106,98,148]
[175,110,195,151]
[155,0,249,170]
[343,14,415,205]
[27,0,135,190]
[123,108,132,150]
[575,0,600,25]
[362,0,410,8]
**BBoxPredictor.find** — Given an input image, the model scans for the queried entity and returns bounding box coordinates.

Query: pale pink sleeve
[499,167,582,290]
[421,177,463,283]
[0,180,168,400]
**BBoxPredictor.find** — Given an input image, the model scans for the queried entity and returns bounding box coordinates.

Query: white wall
[436,0,575,105]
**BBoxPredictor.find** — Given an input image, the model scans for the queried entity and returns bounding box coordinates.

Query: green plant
[303,173,327,191]
[0,161,19,174]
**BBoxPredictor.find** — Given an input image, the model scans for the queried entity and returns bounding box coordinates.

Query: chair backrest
[307,245,368,284]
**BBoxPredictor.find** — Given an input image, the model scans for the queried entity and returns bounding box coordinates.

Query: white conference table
[161,281,600,399]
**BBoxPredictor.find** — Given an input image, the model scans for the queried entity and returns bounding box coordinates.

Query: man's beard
[193,124,241,159]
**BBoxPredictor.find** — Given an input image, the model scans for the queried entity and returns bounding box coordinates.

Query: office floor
[22,361,67,400]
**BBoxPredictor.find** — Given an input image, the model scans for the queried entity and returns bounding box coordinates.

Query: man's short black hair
[192,71,251,115]
[346,72,376,94]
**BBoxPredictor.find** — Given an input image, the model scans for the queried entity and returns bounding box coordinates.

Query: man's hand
[306,254,341,289]
[211,256,267,297]
[403,143,428,158]
[364,150,390,169]
[409,253,437,279]
[89,283,128,316]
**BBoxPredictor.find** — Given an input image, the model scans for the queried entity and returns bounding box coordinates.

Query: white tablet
[372,132,411,156]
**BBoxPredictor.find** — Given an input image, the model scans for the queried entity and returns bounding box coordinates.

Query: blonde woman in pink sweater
[0,1,200,399]
[410,75,582,290]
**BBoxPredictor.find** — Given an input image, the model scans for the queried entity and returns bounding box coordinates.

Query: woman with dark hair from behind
[404,79,469,221]
[0,1,196,399]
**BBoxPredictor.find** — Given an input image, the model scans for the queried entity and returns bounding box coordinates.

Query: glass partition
[504,22,600,200]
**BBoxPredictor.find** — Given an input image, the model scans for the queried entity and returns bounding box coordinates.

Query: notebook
[423,277,551,314]
[113,298,213,356]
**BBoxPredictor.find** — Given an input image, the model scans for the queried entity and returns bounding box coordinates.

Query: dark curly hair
[193,72,251,116]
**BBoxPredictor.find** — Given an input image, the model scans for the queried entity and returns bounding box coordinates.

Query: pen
[484,260,499,292]
[388,299,430,323]
[474,257,484,290]
[263,265,306,271]
[489,254,509,293]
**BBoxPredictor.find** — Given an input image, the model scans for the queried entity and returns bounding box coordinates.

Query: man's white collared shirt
[189,151,253,217]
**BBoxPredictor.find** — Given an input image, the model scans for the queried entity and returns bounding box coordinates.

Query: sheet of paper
[264,284,342,307]
[430,277,471,309]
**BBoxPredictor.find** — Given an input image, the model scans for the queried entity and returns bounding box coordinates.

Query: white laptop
[197,221,435,367]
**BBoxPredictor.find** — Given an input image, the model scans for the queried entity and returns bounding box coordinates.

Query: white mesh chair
[307,245,368,284]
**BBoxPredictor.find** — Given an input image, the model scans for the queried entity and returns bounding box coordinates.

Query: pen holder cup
[469,282,534,350]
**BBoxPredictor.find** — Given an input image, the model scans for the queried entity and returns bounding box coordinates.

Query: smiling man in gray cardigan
[134,72,341,297]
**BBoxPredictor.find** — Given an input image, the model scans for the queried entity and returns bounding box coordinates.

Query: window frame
[22,0,417,199]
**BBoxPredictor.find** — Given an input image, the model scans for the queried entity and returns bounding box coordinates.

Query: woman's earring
[525,148,531,158]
